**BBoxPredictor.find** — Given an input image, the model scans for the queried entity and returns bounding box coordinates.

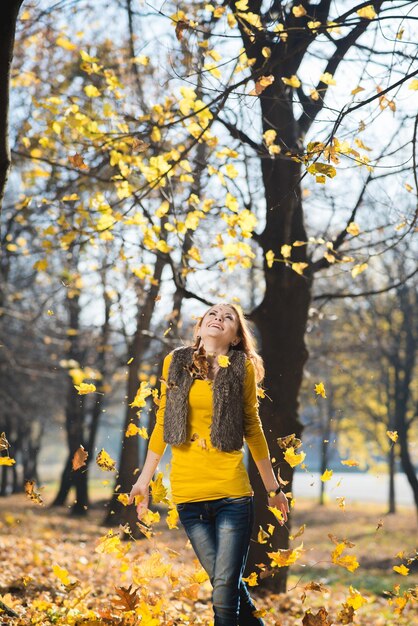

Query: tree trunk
[387,446,396,514]
[0,0,23,211]
[104,255,166,530]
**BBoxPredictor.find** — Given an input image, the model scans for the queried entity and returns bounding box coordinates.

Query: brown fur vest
[163,346,247,452]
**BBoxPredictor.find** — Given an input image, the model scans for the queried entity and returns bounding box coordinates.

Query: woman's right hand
[128,480,149,521]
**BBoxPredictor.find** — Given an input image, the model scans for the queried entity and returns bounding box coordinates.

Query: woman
[128,303,289,626]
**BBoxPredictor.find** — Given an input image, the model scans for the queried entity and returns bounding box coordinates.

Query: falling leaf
[127,357,134,364]
[331,542,359,572]
[336,497,346,510]
[52,565,77,587]
[284,447,306,468]
[74,383,97,395]
[96,448,116,471]
[341,459,359,467]
[346,585,368,609]
[84,84,101,97]
[125,423,148,439]
[242,572,258,586]
[321,469,333,482]
[302,607,332,626]
[386,430,398,442]
[113,584,140,610]
[267,506,284,522]
[290,524,306,540]
[166,507,179,529]
[393,564,409,576]
[257,526,270,544]
[408,79,418,90]
[249,75,274,96]
[72,445,88,471]
[25,480,43,505]
[0,432,10,451]
[314,382,326,398]
[268,543,304,567]
[0,452,15,466]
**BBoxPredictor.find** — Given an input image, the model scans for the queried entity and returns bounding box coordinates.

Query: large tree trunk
[104,255,166,530]
[51,291,87,512]
[0,0,23,211]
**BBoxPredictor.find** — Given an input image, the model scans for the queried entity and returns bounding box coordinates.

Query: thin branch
[313,266,418,300]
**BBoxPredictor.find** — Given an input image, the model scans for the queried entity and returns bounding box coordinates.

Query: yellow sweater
[148,351,270,503]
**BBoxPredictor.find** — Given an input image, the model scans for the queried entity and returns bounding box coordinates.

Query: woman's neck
[199,339,230,359]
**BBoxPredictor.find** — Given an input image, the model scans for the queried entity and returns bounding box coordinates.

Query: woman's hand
[267,490,289,526]
[128,480,149,521]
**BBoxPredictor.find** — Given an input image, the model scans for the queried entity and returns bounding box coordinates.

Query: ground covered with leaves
[0,494,417,625]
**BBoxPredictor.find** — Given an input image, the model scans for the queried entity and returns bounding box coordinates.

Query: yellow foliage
[74,383,96,395]
[267,543,304,567]
[284,447,306,468]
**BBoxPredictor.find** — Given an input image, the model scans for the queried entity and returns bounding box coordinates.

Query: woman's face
[199,305,240,348]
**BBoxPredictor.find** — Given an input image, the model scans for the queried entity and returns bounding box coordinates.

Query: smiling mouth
[209,324,223,330]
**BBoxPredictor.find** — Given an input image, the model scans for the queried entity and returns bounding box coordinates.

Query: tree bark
[0,0,23,211]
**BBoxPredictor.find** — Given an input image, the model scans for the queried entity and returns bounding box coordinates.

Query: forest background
[0,0,417,624]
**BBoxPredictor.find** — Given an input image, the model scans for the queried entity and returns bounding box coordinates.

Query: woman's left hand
[267,491,289,526]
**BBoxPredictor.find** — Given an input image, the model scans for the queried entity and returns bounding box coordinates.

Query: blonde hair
[190,302,265,384]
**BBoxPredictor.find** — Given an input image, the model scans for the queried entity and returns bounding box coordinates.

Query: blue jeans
[176,496,265,626]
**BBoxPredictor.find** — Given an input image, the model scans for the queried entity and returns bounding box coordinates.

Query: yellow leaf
[267,506,284,522]
[291,262,308,275]
[249,75,274,96]
[150,472,169,504]
[281,75,301,88]
[346,221,360,236]
[96,448,116,471]
[321,469,333,482]
[268,543,304,567]
[281,244,292,258]
[331,542,359,572]
[56,36,77,51]
[341,459,359,467]
[263,129,277,146]
[74,382,96,395]
[386,430,398,442]
[393,564,409,576]
[262,47,271,58]
[84,85,101,97]
[117,493,130,506]
[408,79,418,90]
[235,0,248,9]
[284,446,306,468]
[307,162,337,178]
[0,457,16,466]
[131,55,149,66]
[257,526,269,544]
[242,572,258,586]
[217,355,230,368]
[314,382,326,398]
[357,5,377,19]
[125,423,149,439]
[351,85,365,95]
[52,565,76,586]
[320,72,336,85]
[351,263,368,278]
[266,250,275,268]
[141,509,160,525]
[346,586,368,610]
[166,507,179,529]
[130,381,152,409]
[292,4,307,17]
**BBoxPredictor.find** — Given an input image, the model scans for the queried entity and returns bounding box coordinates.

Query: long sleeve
[243,358,270,461]
[148,352,172,456]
